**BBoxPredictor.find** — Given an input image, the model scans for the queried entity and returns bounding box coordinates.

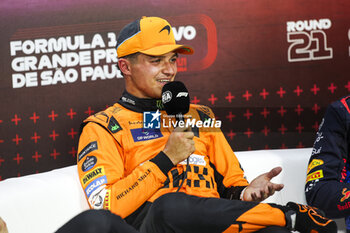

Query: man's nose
[162,62,176,75]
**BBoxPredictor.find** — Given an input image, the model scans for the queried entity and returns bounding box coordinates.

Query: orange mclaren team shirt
[77,102,249,219]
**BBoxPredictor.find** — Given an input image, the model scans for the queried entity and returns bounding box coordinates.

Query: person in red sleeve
[75,16,336,233]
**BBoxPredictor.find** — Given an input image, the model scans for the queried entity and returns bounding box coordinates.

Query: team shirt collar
[117,91,164,113]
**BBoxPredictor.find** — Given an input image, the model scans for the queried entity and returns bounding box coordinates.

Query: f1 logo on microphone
[143,110,161,129]
[176,92,188,98]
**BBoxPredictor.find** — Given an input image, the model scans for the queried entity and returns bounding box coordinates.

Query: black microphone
[161,81,191,193]
[161,81,190,122]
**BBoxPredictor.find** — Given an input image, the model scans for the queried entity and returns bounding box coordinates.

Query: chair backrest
[0,148,346,233]
[236,148,310,205]
[0,166,89,233]
[236,148,346,233]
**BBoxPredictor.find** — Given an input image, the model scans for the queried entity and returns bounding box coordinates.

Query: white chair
[0,148,346,232]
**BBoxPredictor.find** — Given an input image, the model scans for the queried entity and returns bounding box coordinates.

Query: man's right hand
[163,126,195,165]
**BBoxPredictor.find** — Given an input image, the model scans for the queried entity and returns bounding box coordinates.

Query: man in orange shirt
[76,16,336,233]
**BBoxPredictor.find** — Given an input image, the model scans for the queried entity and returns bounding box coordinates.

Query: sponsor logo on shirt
[179,154,206,166]
[85,175,107,198]
[307,159,324,174]
[131,128,163,142]
[311,146,322,156]
[338,188,350,211]
[305,179,319,193]
[82,166,105,185]
[88,186,107,209]
[108,116,122,133]
[313,132,324,146]
[341,188,350,202]
[82,156,97,172]
[128,121,143,125]
[306,170,324,183]
[103,189,111,210]
[78,141,98,161]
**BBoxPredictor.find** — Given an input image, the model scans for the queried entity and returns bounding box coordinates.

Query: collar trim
[118,91,164,113]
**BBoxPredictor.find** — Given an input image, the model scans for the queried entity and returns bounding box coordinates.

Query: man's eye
[151,59,161,63]
[170,58,177,63]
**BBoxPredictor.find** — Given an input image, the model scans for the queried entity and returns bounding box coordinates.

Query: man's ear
[118,58,132,76]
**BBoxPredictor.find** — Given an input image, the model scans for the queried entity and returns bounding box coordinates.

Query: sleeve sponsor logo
[85,175,107,198]
[307,159,324,174]
[78,141,98,161]
[131,128,163,142]
[306,169,324,183]
[311,146,322,156]
[82,155,97,172]
[88,186,107,209]
[305,179,319,193]
[338,188,350,211]
[341,188,350,202]
[116,169,151,200]
[313,132,324,146]
[81,166,105,185]
[108,116,122,133]
[340,158,350,182]
[318,118,325,131]
[103,189,111,210]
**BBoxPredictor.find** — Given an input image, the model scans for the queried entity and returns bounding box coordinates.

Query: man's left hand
[242,166,284,202]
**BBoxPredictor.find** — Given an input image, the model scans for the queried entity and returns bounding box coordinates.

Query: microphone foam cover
[161,81,190,116]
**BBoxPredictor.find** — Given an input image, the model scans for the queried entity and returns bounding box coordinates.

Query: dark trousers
[55,194,291,233]
[55,209,139,233]
[140,192,291,233]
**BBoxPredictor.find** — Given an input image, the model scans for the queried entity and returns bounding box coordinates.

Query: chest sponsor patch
[81,166,105,185]
[82,156,97,172]
[179,154,206,166]
[78,141,98,161]
[131,128,163,142]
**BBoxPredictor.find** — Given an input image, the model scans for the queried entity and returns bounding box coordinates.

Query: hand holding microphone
[163,126,195,165]
[161,81,194,165]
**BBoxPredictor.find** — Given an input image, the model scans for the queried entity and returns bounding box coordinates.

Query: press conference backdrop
[0,0,349,179]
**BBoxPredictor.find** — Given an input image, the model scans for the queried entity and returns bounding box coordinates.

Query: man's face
[125,52,178,99]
